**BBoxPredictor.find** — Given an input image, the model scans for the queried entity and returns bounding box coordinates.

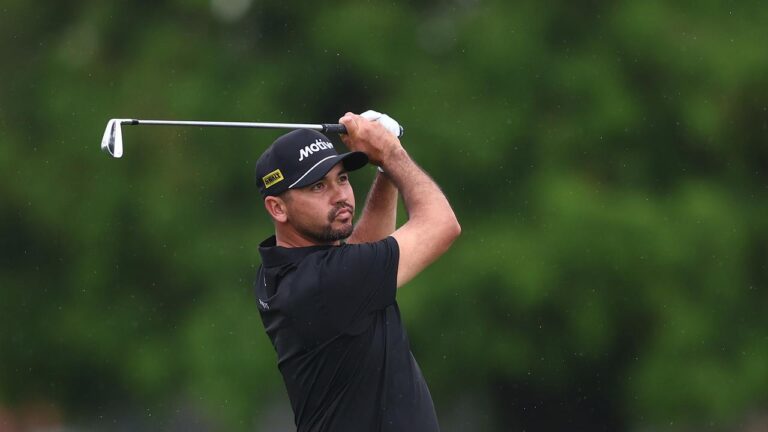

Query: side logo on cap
[262,169,284,189]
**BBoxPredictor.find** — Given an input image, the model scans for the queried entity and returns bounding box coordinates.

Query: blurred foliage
[1,0,767,430]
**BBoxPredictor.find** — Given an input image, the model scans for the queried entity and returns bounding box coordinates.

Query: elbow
[449,218,461,240]
[442,214,461,244]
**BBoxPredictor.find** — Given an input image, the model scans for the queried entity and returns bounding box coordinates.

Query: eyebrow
[326,169,349,180]
[310,170,348,186]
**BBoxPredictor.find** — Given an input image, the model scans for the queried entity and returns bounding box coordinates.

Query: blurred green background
[1,0,767,430]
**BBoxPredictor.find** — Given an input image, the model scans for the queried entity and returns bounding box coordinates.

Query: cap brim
[290,151,369,189]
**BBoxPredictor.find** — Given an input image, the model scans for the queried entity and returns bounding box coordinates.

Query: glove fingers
[360,110,382,121]
[360,110,401,137]
[377,114,401,137]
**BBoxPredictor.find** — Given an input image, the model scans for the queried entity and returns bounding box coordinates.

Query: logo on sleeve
[258,298,270,310]
[262,169,284,189]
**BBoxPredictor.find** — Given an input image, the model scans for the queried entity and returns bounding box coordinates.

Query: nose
[329,181,351,205]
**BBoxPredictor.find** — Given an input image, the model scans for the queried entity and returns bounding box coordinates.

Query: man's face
[283,163,355,244]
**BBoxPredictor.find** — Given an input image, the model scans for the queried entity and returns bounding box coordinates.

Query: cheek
[344,184,355,207]
[287,198,324,224]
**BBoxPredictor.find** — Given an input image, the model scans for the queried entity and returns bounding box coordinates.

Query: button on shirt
[255,235,440,432]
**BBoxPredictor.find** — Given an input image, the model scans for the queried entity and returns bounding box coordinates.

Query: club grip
[322,124,348,135]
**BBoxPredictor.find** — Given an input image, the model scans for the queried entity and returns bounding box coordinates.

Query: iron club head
[100,119,130,158]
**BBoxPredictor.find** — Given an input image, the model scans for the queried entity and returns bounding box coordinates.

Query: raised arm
[339,113,461,288]
[346,172,398,244]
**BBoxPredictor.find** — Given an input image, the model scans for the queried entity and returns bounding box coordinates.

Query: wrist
[380,147,408,172]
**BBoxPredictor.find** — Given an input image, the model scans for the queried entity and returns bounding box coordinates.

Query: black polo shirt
[255,235,440,432]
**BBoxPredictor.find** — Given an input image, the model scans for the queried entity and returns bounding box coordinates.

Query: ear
[264,195,289,223]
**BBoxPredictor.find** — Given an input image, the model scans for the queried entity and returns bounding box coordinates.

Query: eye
[339,173,349,183]
[310,181,325,191]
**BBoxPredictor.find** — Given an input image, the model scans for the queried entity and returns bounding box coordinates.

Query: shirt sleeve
[319,236,399,332]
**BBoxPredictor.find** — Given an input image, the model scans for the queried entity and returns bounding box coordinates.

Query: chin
[334,223,354,241]
[306,223,353,244]
[337,226,354,240]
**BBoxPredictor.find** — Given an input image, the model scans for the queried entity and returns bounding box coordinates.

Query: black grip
[322,124,348,135]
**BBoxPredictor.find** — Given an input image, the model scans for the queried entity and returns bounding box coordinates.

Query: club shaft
[126,119,327,130]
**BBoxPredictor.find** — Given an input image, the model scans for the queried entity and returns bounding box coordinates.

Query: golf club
[100,118,404,158]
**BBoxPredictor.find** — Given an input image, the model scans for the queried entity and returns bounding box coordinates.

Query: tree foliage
[1,1,766,430]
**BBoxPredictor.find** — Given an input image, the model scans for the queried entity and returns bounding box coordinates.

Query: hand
[360,110,403,138]
[338,112,403,166]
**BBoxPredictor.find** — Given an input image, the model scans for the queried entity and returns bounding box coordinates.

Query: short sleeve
[319,236,399,331]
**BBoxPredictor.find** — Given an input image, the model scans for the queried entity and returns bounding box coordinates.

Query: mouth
[328,203,354,223]
[335,209,352,219]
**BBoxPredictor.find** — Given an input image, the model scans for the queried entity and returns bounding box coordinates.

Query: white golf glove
[360,110,401,173]
[361,110,402,138]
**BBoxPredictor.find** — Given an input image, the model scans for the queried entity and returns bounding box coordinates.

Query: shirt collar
[258,235,334,267]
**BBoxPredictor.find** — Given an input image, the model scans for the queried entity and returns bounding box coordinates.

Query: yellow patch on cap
[262,169,284,189]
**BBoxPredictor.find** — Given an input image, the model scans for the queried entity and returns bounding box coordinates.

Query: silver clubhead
[101,119,125,158]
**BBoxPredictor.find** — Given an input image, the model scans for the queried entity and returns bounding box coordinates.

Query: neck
[274,226,340,248]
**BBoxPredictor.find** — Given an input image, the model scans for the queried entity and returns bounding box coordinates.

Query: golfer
[253,111,460,431]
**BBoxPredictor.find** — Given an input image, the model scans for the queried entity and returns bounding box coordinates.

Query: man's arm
[339,113,461,288]
[346,172,398,244]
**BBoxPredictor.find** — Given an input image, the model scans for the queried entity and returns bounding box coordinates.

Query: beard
[296,202,354,243]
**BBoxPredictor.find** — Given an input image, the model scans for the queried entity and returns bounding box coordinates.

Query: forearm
[382,148,456,228]
[347,172,398,243]
[383,147,461,287]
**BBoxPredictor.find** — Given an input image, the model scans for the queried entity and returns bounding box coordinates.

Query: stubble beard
[297,202,354,243]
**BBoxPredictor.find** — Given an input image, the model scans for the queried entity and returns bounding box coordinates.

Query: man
[253,111,460,432]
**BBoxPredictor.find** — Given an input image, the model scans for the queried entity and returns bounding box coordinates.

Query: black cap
[255,129,368,198]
